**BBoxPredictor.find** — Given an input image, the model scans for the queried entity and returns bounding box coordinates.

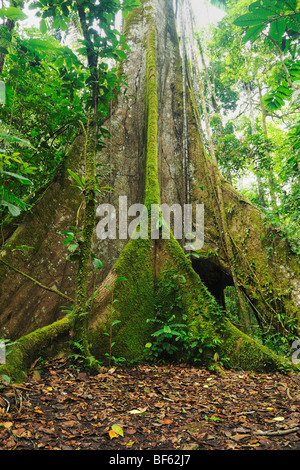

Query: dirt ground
[0,358,299,453]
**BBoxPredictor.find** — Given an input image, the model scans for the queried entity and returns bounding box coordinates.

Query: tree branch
[255,427,299,436]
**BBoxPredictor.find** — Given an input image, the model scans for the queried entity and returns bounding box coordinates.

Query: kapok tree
[0,0,300,382]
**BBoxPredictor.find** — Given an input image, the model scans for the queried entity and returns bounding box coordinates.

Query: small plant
[144,314,188,361]
[61,226,103,270]
[104,277,127,367]
[144,266,226,365]
[67,338,100,371]
[144,267,189,362]
[0,132,36,217]
[68,167,114,197]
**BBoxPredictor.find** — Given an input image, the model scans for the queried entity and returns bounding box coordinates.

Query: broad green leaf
[0,135,32,147]
[23,38,56,52]
[0,374,11,384]
[68,243,79,252]
[115,277,127,283]
[1,171,32,185]
[152,329,164,337]
[63,234,74,244]
[269,18,286,42]
[280,0,297,11]
[242,24,265,43]
[94,258,103,269]
[277,84,292,97]
[0,200,21,216]
[285,14,300,33]
[249,1,263,11]
[67,169,84,187]
[0,81,5,104]
[234,11,271,27]
[163,326,172,334]
[40,18,47,34]
[0,7,27,21]
[115,49,127,61]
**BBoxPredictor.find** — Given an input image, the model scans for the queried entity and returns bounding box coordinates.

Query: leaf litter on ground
[0,358,299,450]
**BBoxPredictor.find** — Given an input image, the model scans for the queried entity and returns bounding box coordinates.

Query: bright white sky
[23,0,226,31]
[191,0,226,28]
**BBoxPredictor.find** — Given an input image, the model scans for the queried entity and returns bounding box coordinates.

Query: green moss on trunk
[72,120,97,356]
[0,314,72,382]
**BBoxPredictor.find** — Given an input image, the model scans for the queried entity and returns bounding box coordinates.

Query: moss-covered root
[0,314,72,383]
[222,321,300,373]
[88,237,156,362]
[155,237,300,374]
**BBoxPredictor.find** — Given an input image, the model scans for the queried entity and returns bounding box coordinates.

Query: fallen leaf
[154,402,165,408]
[128,407,147,414]
[61,420,77,427]
[5,436,16,448]
[0,422,13,429]
[126,428,136,435]
[111,424,123,437]
[234,427,249,433]
[109,429,119,439]
[164,419,173,425]
[273,417,285,422]
[32,370,41,382]
[231,433,251,441]
[181,443,198,450]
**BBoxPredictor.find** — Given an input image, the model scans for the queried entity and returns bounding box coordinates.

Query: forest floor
[0,357,299,453]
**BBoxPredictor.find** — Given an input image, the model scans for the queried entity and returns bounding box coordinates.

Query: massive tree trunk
[1,0,299,380]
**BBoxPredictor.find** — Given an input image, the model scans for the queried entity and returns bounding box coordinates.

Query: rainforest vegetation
[0,0,299,384]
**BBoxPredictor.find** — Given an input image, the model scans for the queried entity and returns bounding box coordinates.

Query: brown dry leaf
[234,426,249,433]
[126,428,136,435]
[0,421,13,429]
[5,436,16,448]
[231,433,251,441]
[14,427,32,438]
[128,408,147,415]
[164,419,173,425]
[32,370,41,382]
[61,420,77,427]
[181,443,198,450]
